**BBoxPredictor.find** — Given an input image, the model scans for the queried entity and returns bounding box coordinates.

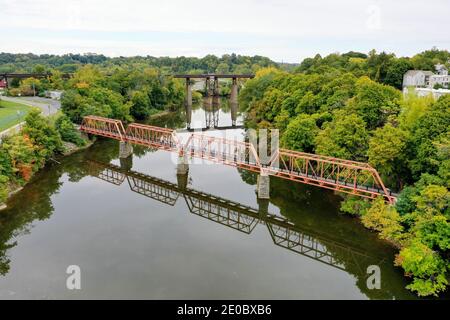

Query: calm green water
[0,102,419,299]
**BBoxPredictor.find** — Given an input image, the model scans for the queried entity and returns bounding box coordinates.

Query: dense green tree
[368,124,409,186]
[215,62,229,74]
[55,115,86,147]
[281,114,319,152]
[410,48,450,70]
[395,241,448,297]
[361,197,403,243]
[346,77,401,130]
[130,89,152,120]
[315,112,369,161]
[395,186,419,216]
[22,110,63,160]
[384,58,413,89]
[407,95,450,179]
[239,67,281,111]
[366,50,395,83]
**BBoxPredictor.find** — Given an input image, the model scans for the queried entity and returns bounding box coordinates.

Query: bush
[395,186,418,216]
[362,197,403,243]
[22,110,63,159]
[55,115,86,147]
[395,241,448,297]
[340,197,371,216]
[281,114,319,152]
[0,175,8,203]
[2,134,39,181]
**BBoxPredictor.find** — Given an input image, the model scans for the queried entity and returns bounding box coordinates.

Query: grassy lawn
[0,99,37,132]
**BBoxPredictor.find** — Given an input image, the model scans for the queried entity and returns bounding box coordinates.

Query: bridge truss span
[80,116,126,140]
[125,123,179,151]
[182,133,261,171]
[267,149,395,202]
[80,116,395,203]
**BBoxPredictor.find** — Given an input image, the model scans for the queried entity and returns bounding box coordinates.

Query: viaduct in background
[173,74,254,127]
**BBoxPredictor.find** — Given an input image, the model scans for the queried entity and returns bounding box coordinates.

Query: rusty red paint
[80,116,396,204]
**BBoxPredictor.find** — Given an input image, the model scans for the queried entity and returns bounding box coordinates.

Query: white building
[402,70,434,87]
[403,87,450,99]
[403,64,449,89]
[429,64,449,89]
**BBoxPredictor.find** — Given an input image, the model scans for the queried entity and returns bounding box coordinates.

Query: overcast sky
[0,0,448,63]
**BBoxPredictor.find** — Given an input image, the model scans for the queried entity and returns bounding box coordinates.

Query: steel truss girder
[80,116,395,203]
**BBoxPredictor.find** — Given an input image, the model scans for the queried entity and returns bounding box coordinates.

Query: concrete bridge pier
[230,77,238,126]
[204,95,212,109]
[185,78,192,128]
[186,103,192,129]
[213,77,220,96]
[119,141,133,158]
[257,198,270,218]
[257,170,270,199]
[212,95,220,109]
[177,154,189,190]
[177,154,189,175]
[205,77,213,97]
[119,155,133,171]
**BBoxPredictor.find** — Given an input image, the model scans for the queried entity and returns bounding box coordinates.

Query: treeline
[2,52,283,123]
[3,64,186,123]
[296,48,450,89]
[240,48,450,297]
[60,65,185,123]
[0,52,280,75]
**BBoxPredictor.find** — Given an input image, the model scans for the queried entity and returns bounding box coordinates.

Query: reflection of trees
[0,135,417,299]
[0,168,63,275]
[145,111,185,129]
[90,160,416,299]
[237,168,257,186]
[0,139,121,276]
[267,177,417,300]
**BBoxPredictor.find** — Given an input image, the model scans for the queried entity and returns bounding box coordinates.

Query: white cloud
[0,0,448,62]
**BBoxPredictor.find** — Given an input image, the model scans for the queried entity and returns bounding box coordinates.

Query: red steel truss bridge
[88,160,385,274]
[80,115,396,203]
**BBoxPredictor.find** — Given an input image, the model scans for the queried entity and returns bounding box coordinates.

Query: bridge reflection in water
[88,160,385,274]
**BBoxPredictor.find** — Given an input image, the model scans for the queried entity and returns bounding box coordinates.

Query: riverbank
[0,110,94,212]
[0,137,419,299]
[0,135,93,211]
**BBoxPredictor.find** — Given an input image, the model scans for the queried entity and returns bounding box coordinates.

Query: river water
[0,99,419,299]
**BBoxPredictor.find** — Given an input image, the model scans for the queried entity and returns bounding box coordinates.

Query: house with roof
[429,64,449,89]
[402,70,434,88]
[403,64,449,89]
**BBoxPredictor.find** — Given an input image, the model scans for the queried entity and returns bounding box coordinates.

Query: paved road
[0,96,61,116]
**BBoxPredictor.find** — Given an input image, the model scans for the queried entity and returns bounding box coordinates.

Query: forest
[0,52,280,75]
[239,48,450,297]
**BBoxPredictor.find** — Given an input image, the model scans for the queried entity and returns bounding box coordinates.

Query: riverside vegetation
[0,110,88,208]
[0,49,449,297]
[239,49,450,297]
[0,53,279,187]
